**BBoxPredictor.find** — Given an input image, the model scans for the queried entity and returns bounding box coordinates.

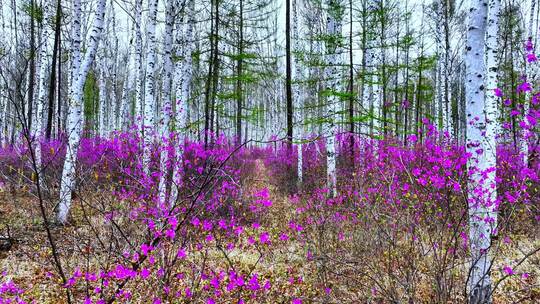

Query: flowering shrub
[0,279,27,304]
[0,110,538,303]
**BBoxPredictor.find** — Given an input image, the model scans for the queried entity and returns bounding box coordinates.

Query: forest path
[223,157,312,272]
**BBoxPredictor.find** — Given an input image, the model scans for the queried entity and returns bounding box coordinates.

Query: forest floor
[0,160,539,303]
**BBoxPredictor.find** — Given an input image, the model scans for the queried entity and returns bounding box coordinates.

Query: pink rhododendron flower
[140,268,150,279]
[248,274,260,291]
[260,231,270,244]
[517,81,532,93]
[525,38,534,51]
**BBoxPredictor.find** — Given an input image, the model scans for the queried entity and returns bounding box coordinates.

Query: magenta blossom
[517,81,532,93]
[525,38,534,51]
[402,99,410,109]
[503,265,514,276]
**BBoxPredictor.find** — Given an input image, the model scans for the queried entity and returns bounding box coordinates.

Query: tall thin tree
[57,0,107,224]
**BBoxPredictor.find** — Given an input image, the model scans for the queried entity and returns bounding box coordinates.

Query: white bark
[485,0,501,148]
[32,3,51,187]
[325,0,342,197]
[158,0,175,204]
[484,0,501,246]
[3,93,13,147]
[57,0,107,224]
[465,1,499,302]
[527,0,537,45]
[361,31,370,134]
[109,74,118,135]
[119,19,137,130]
[119,57,132,130]
[133,0,144,132]
[69,0,82,96]
[522,0,538,164]
[441,0,453,137]
[293,0,303,184]
[142,0,159,174]
[2,96,9,147]
[435,3,443,131]
[170,0,194,204]
[33,50,41,132]
[109,7,119,133]
[98,59,107,137]
[366,0,381,135]
[0,90,6,147]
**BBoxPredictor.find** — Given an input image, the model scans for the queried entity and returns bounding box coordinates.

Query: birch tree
[365,0,382,135]
[142,0,159,174]
[119,27,135,131]
[97,56,107,136]
[325,0,343,197]
[465,0,500,302]
[435,2,444,131]
[119,1,141,131]
[134,0,144,131]
[26,0,36,133]
[441,0,453,136]
[31,2,52,187]
[171,0,195,203]
[286,0,293,146]
[158,0,175,204]
[108,7,119,134]
[57,0,107,224]
[69,0,82,98]
[521,0,538,165]
[0,93,5,147]
[293,0,304,184]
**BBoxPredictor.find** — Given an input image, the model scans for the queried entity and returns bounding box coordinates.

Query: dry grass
[0,162,539,303]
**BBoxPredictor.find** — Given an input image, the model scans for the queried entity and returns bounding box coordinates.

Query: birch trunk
[435,2,443,131]
[133,0,144,132]
[484,0,501,253]
[31,45,41,133]
[69,0,82,97]
[109,7,119,133]
[465,1,498,302]
[360,0,369,136]
[325,0,342,197]
[522,0,538,165]
[0,90,6,147]
[170,0,194,204]
[142,0,159,174]
[158,0,175,204]
[32,3,51,187]
[120,20,137,130]
[57,0,107,224]
[442,0,453,137]
[2,94,10,147]
[98,59,107,137]
[366,0,381,135]
[293,0,303,184]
